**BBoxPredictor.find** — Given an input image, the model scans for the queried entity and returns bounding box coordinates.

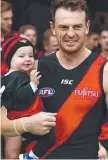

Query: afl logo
[39,87,55,97]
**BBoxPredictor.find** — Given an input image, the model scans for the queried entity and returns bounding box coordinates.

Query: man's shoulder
[38,53,56,61]
[38,53,56,65]
[103,61,108,72]
[37,53,56,70]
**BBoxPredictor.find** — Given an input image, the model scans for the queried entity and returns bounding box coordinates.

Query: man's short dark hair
[1,0,13,13]
[51,0,89,21]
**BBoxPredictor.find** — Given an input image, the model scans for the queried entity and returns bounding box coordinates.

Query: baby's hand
[30,70,42,86]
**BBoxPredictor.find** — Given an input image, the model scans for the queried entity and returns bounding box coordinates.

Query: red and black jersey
[36,52,108,159]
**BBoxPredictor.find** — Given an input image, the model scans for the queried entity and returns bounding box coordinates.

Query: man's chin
[64,48,78,54]
[5,28,11,34]
[2,29,11,37]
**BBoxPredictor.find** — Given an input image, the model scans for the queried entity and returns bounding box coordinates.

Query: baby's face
[10,46,35,73]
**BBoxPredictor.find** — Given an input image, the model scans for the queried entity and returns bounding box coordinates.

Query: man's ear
[50,21,56,36]
[85,20,90,35]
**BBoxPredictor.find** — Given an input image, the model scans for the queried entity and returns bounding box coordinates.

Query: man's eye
[74,26,81,29]
[60,26,68,30]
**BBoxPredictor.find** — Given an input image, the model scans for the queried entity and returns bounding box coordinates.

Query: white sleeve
[30,82,38,93]
[0,85,5,97]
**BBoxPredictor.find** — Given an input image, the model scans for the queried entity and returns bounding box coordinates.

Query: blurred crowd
[1,0,108,159]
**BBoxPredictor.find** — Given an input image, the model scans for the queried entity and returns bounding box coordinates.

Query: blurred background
[4,0,108,49]
[1,0,108,159]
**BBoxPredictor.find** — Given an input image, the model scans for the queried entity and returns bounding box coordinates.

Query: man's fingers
[44,127,52,131]
[41,112,57,117]
[43,121,56,127]
[44,130,50,135]
[45,116,56,122]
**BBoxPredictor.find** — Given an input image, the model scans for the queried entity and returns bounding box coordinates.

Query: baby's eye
[18,56,24,57]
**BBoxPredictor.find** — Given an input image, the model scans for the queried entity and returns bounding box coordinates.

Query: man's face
[86,34,100,51]
[100,30,108,52]
[1,10,13,35]
[50,8,90,55]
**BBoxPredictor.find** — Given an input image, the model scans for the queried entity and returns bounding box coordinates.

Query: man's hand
[24,112,56,135]
[98,143,108,160]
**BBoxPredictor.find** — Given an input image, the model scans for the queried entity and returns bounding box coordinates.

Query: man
[22,0,108,159]
[85,22,100,51]
[100,25,108,59]
[1,1,13,42]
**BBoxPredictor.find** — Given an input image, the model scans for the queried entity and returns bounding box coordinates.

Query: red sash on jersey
[99,123,108,140]
[7,95,43,119]
[40,55,106,158]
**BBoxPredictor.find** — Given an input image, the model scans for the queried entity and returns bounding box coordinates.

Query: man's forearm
[1,106,25,136]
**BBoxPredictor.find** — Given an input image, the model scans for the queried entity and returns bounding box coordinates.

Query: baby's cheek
[33,61,36,69]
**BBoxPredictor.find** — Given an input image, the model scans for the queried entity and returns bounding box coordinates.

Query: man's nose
[8,19,12,25]
[67,27,75,37]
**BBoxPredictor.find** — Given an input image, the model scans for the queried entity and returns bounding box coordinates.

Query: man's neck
[1,29,11,42]
[56,47,91,70]
[1,32,4,42]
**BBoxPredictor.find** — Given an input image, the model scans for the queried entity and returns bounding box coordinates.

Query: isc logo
[39,87,55,97]
[61,79,74,85]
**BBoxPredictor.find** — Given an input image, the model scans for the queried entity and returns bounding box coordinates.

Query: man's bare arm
[1,106,56,136]
[103,62,108,109]
[98,62,108,159]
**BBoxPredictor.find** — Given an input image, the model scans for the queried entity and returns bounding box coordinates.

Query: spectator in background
[85,22,100,51]
[1,1,22,159]
[19,25,37,47]
[19,25,38,59]
[43,29,59,55]
[100,25,108,59]
[1,1,13,42]
[37,29,59,58]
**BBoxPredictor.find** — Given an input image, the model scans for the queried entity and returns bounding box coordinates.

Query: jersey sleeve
[11,71,38,103]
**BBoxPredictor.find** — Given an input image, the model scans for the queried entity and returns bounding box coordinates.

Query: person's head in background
[1,1,13,42]
[99,25,108,59]
[43,29,59,55]
[1,37,35,75]
[85,22,100,51]
[19,25,37,47]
